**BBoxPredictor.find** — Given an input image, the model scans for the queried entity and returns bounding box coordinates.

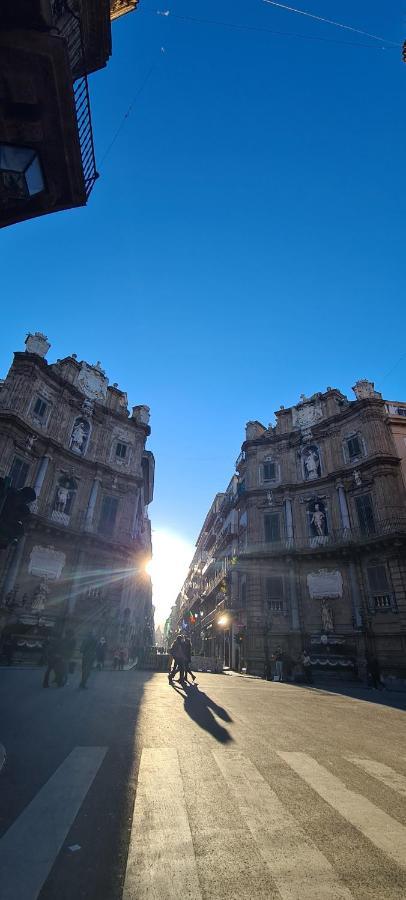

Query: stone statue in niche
[321,599,334,632]
[309,500,328,537]
[70,418,90,455]
[31,576,49,612]
[303,446,321,480]
[55,485,70,513]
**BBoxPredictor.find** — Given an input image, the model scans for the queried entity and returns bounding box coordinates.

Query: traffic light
[0,478,36,548]
[402,41,406,63]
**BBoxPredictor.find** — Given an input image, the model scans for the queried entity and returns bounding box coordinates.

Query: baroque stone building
[0,332,154,654]
[178,380,406,683]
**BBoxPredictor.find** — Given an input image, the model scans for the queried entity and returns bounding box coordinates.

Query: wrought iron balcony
[52,1,98,197]
[239,517,406,557]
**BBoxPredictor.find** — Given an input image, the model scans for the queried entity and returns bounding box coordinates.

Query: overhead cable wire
[155,9,396,51]
[99,63,157,167]
[262,1,400,47]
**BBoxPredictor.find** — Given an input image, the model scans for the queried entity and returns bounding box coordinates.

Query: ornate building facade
[178,380,406,684]
[0,332,154,654]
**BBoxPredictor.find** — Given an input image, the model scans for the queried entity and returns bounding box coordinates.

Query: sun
[147,529,194,625]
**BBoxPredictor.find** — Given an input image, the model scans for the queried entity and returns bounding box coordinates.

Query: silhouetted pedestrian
[168,635,185,683]
[79,632,97,689]
[182,636,196,684]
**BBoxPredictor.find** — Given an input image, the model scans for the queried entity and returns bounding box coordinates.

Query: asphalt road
[1,667,406,900]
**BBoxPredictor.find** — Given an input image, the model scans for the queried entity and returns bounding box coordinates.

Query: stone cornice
[242,397,387,452]
[236,454,402,504]
[0,411,143,486]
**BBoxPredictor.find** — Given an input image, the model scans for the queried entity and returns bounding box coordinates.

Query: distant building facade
[0,332,154,654]
[179,380,406,684]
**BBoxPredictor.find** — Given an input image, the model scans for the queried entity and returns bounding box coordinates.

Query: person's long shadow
[172,682,233,743]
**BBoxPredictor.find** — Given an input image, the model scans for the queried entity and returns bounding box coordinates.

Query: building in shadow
[0,331,154,656]
[0,0,138,228]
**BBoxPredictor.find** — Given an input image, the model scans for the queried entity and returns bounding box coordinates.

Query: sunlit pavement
[1,668,406,900]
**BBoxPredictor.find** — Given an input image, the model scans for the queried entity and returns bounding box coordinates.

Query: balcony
[239,518,406,558]
[0,3,97,227]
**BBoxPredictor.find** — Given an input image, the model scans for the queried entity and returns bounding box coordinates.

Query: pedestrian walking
[274,650,284,682]
[96,637,106,671]
[58,628,76,685]
[113,647,120,670]
[43,635,63,688]
[368,656,383,690]
[168,635,185,683]
[79,631,97,689]
[181,636,197,684]
[118,647,125,670]
[302,651,313,684]
[3,633,15,667]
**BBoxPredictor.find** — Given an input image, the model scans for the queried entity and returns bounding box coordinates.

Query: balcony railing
[52,1,98,197]
[239,517,406,556]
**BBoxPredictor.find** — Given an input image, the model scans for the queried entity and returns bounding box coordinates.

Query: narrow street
[1,668,406,900]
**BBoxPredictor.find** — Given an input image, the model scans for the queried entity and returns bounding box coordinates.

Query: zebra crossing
[123,748,406,900]
[1,744,406,900]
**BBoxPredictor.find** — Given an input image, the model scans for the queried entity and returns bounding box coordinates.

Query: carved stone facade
[235,384,406,681]
[0,333,154,656]
[179,383,406,683]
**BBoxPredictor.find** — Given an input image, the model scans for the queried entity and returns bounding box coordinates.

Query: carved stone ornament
[307,569,343,599]
[132,405,150,426]
[352,379,382,401]
[25,332,50,358]
[292,400,323,430]
[28,546,66,580]
[353,470,362,487]
[77,362,108,401]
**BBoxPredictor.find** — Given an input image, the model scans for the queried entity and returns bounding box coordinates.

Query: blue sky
[2,2,406,621]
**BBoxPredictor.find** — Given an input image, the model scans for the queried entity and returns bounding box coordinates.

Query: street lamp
[217,614,230,667]
[0,145,45,200]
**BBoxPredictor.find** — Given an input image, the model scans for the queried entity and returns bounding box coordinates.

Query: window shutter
[355,494,375,534]
[367,565,389,594]
[263,462,276,481]
[347,436,361,459]
[264,513,281,543]
[9,457,29,490]
[266,575,284,598]
[99,496,118,535]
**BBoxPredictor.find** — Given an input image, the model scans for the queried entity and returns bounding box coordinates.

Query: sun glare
[148,529,194,627]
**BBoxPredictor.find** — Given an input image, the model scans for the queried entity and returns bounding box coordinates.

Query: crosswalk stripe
[0,746,107,900]
[278,752,406,872]
[122,748,202,900]
[347,757,406,797]
[213,750,353,900]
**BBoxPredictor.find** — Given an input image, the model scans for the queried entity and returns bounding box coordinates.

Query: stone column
[289,565,300,630]
[32,455,51,509]
[84,477,101,531]
[3,535,27,595]
[336,482,351,532]
[285,498,294,542]
[130,491,140,540]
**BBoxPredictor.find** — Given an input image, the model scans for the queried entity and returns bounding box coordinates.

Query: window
[9,457,29,489]
[355,494,375,535]
[98,496,119,536]
[366,564,394,611]
[116,442,127,459]
[266,576,284,612]
[264,513,281,543]
[263,461,276,482]
[33,397,47,419]
[397,407,406,417]
[347,435,362,460]
[240,580,247,607]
